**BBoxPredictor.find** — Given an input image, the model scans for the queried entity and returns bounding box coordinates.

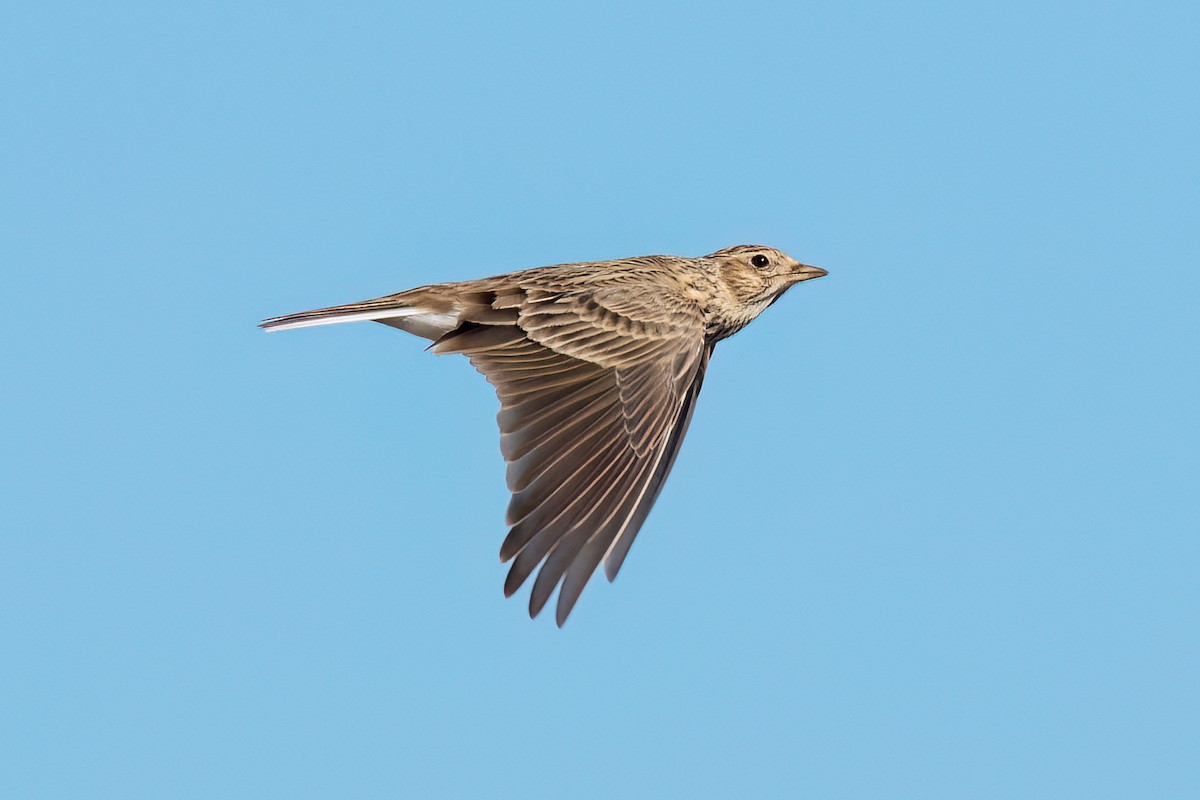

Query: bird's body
[261,245,826,625]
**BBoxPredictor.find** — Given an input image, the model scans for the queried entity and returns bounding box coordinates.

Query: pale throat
[706,295,776,340]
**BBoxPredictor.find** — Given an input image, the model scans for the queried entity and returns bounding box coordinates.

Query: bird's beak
[792,263,828,282]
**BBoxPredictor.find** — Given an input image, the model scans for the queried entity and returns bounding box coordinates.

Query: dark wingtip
[528,584,552,619]
[503,566,523,598]
[555,594,578,627]
[498,535,520,563]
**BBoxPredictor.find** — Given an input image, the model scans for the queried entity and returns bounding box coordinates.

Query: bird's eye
[751,254,770,268]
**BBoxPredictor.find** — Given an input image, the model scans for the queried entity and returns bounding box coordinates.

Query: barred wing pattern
[434,286,709,625]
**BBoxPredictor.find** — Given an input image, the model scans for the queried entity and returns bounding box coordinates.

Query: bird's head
[707,245,827,310]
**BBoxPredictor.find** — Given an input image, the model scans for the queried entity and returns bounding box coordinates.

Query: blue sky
[2,1,1197,797]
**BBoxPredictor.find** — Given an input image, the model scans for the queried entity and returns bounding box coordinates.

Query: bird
[260,244,827,625]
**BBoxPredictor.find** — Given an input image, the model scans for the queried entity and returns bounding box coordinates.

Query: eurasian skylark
[261,245,827,625]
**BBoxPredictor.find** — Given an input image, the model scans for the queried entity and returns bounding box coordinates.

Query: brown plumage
[260,245,827,625]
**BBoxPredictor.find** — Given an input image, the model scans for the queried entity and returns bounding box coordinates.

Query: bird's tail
[259,288,463,340]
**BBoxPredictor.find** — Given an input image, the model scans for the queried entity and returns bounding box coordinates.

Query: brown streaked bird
[260,244,827,625]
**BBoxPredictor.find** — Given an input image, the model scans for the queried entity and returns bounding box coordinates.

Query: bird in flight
[261,245,827,625]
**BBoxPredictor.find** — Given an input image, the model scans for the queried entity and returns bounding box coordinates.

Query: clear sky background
[3,1,1197,797]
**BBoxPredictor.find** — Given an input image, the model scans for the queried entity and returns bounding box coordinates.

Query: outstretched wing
[435,285,709,625]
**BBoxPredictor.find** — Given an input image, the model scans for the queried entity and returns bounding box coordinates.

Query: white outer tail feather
[261,306,461,340]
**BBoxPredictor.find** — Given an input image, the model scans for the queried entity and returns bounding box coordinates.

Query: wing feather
[435,283,708,624]
[602,345,711,581]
